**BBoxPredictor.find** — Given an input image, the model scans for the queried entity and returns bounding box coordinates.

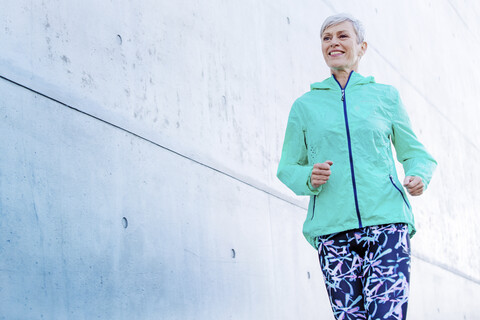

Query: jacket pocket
[311,195,317,220]
[389,175,411,209]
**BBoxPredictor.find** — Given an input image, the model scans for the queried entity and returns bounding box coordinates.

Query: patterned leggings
[317,223,410,320]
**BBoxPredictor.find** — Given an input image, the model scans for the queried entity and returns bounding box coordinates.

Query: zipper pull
[341,89,345,101]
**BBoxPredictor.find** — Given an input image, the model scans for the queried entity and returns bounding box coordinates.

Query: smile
[329,51,344,56]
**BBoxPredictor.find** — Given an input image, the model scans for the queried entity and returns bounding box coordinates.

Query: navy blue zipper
[334,72,363,228]
[311,195,316,220]
[389,175,411,209]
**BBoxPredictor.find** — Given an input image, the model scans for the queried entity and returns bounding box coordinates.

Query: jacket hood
[310,71,375,90]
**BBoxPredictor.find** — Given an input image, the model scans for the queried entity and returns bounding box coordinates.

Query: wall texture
[1,0,479,319]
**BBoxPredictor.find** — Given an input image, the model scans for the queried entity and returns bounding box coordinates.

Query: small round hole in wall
[122,217,128,229]
[231,249,236,259]
[117,34,123,45]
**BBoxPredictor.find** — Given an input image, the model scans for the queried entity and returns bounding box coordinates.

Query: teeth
[330,51,343,55]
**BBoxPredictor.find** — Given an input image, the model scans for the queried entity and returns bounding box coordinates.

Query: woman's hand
[403,176,424,196]
[311,161,333,188]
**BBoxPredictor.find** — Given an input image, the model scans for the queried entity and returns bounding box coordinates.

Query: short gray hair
[320,13,365,43]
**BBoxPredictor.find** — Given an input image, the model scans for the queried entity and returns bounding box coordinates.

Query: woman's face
[321,21,367,73]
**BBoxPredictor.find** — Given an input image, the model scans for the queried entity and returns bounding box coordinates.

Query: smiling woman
[321,20,367,86]
[276,13,437,320]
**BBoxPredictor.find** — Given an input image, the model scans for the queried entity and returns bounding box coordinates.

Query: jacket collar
[310,71,375,90]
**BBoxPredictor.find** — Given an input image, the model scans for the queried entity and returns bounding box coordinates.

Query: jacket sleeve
[390,88,437,189]
[277,102,322,196]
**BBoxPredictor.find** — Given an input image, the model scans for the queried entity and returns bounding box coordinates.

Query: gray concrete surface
[1,0,479,319]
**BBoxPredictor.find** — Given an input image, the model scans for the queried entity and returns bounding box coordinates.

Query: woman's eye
[339,34,348,38]
[323,36,331,41]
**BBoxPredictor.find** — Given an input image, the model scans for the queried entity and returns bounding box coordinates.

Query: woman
[277,13,437,320]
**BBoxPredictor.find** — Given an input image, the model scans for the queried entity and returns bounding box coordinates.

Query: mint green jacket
[277,72,437,249]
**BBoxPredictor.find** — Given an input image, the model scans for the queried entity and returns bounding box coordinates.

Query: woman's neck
[332,69,355,88]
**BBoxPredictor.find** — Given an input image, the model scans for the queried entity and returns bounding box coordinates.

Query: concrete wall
[0,0,479,319]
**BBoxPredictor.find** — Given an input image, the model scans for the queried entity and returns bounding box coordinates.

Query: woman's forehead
[323,21,354,34]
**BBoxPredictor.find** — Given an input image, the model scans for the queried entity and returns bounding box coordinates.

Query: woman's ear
[359,41,368,57]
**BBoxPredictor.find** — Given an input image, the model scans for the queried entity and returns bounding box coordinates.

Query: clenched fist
[310,160,333,188]
[403,176,424,196]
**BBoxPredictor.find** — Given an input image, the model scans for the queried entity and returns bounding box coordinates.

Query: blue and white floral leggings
[317,223,410,320]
